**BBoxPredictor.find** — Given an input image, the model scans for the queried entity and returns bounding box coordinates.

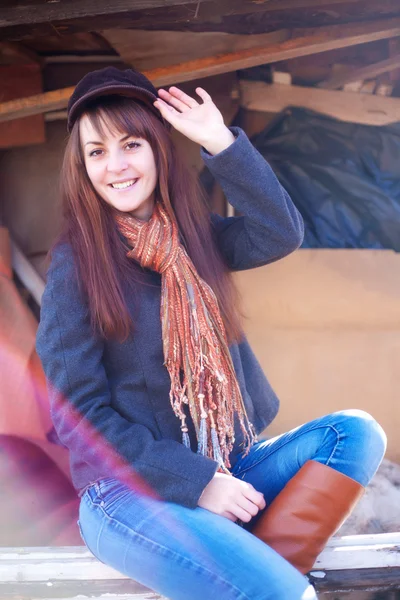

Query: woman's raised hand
[154,86,235,156]
[198,472,266,523]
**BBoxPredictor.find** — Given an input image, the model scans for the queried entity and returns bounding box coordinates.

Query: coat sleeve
[201,127,304,271]
[35,244,218,508]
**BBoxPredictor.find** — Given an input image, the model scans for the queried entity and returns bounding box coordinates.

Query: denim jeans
[78,410,386,600]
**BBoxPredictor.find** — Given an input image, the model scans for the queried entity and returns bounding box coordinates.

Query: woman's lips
[109,178,139,190]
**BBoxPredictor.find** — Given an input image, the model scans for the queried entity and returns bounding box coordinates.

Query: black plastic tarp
[250,107,400,250]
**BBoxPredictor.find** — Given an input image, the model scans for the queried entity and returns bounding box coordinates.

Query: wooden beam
[2,18,400,123]
[318,54,400,89]
[0,0,396,41]
[43,55,123,64]
[102,28,288,73]
[0,87,75,124]
[0,40,41,64]
[0,0,370,30]
[83,19,400,80]
[239,80,400,125]
[0,534,399,597]
[10,239,45,307]
[309,533,400,593]
[0,0,200,28]
[388,37,400,86]
[102,0,400,37]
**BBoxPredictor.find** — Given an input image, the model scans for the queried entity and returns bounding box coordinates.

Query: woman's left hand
[154,86,235,155]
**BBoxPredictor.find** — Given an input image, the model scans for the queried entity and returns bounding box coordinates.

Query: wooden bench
[1,533,399,599]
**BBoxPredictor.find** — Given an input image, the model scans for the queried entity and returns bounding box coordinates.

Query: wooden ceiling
[1,0,400,129]
[0,0,400,46]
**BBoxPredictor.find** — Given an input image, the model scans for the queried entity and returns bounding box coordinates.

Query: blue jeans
[78,410,386,600]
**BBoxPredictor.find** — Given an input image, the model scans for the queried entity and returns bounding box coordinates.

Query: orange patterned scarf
[116,203,256,470]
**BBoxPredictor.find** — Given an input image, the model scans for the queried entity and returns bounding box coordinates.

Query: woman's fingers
[153,98,181,125]
[221,510,238,522]
[158,85,213,110]
[236,495,261,519]
[242,483,266,511]
[157,88,191,113]
[163,86,199,109]
[231,505,254,523]
[154,98,177,114]
[195,87,212,103]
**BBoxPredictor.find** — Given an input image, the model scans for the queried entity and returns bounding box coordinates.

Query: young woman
[36,67,386,600]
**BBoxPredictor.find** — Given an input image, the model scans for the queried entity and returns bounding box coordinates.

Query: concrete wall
[235,249,400,463]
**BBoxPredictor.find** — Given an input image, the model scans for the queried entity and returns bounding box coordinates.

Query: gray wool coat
[36,127,304,509]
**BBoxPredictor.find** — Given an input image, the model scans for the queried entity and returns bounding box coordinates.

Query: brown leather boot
[251,460,364,574]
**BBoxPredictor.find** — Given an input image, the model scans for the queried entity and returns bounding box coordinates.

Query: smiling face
[80,114,158,221]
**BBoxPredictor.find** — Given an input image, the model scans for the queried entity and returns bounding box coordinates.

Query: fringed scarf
[115,203,256,471]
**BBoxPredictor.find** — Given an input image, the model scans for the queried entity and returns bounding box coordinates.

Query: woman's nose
[107,151,129,173]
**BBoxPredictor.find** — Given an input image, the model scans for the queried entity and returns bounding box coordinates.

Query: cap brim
[67,84,168,132]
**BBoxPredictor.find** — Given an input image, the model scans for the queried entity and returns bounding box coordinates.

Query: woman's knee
[339,409,386,454]
[333,409,387,483]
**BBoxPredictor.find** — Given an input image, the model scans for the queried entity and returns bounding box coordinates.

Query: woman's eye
[89,149,103,157]
[126,141,140,150]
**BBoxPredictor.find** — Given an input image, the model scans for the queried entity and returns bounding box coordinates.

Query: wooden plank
[359,80,377,94]
[342,79,364,92]
[310,567,400,594]
[100,0,400,37]
[0,547,125,582]
[0,534,399,597]
[0,40,40,64]
[23,32,113,54]
[107,18,400,78]
[0,0,372,30]
[0,546,164,598]
[102,28,288,73]
[10,238,45,306]
[1,533,398,582]
[0,581,163,600]
[312,532,400,570]
[239,80,400,125]
[388,37,400,87]
[318,54,400,89]
[321,532,400,546]
[0,87,76,124]
[0,0,200,28]
[2,18,400,124]
[43,55,123,64]
[0,63,44,147]
[1,0,398,40]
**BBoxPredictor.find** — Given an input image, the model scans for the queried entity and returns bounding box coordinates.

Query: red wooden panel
[0,63,45,149]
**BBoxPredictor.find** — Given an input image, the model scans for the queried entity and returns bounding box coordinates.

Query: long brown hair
[57,95,243,342]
